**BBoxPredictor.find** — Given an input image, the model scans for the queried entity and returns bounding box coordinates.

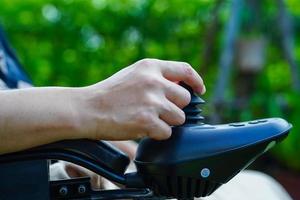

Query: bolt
[78,185,86,194]
[59,186,68,196]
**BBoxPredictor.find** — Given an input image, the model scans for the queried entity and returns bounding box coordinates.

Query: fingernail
[199,85,206,95]
[196,86,202,94]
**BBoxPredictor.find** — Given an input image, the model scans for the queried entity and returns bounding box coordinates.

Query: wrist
[66,87,90,139]
[70,85,108,140]
[41,87,87,141]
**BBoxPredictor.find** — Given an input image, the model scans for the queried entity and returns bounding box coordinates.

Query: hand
[76,58,205,140]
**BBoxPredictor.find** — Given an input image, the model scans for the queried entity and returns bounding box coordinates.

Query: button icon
[200,168,210,178]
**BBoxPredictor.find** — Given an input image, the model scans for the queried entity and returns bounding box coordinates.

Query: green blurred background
[0,0,299,188]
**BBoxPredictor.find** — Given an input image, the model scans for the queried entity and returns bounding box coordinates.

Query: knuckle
[143,75,163,89]
[160,103,170,114]
[142,97,152,107]
[141,95,153,107]
[176,110,186,125]
[172,88,191,108]
[137,58,154,67]
[161,126,172,139]
[164,81,173,91]
[161,103,185,126]
[149,97,164,109]
[181,62,193,76]
[182,90,191,107]
[185,67,194,76]
[136,111,154,126]
[181,61,191,68]
[170,109,185,126]
[142,77,156,88]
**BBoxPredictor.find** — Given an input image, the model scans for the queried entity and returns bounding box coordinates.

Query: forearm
[0,87,83,154]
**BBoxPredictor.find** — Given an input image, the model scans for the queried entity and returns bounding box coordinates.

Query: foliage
[0,0,299,170]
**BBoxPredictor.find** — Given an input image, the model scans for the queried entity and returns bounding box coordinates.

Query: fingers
[164,80,191,108]
[129,58,206,141]
[146,117,172,140]
[147,100,185,140]
[159,100,185,126]
[190,67,206,94]
[157,60,205,94]
[145,97,186,140]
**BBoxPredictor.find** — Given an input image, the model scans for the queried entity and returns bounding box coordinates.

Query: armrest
[0,139,130,184]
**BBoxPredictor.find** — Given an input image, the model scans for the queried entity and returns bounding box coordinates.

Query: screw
[78,185,86,194]
[59,186,68,196]
[200,168,210,178]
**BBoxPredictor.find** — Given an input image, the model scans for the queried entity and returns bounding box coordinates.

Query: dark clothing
[0,26,31,89]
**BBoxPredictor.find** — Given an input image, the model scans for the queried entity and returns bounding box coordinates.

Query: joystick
[180,82,205,125]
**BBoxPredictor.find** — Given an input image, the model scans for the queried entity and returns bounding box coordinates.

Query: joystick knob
[180,82,205,125]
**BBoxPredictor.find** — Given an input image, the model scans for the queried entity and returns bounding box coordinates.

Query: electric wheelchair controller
[0,83,292,200]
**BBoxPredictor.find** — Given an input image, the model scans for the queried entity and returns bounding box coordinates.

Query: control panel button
[229,123,245,127]
[249,120,259,124]
[258,119,268,123]
[248,119,268,124]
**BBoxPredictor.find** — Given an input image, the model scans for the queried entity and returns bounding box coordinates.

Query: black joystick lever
[180,82,205,125]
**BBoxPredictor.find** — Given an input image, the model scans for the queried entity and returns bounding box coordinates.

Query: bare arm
[0,58,205,154]
[0,87,84,154]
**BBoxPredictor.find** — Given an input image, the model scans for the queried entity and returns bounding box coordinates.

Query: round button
[59,186,68,196]
[200,168,210,178]
[78,185,86,194]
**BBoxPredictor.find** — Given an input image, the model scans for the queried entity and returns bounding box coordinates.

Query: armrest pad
[0,139,130,183]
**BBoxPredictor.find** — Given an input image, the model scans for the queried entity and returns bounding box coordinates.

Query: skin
[0,58,205,154]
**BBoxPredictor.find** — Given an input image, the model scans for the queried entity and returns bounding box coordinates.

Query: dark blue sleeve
[0,26,32,88]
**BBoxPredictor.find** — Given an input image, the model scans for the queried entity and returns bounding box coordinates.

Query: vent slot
[195,179,202,197]
[186,177,193,198]
[177,176,182,198]
[166,176,173,196]
[146,175,221,199]
[202,180,209,196]
[181,177,188,198]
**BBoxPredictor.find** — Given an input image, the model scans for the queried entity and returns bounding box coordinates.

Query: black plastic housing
[134,118,291,198]
[134,83,292,199]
